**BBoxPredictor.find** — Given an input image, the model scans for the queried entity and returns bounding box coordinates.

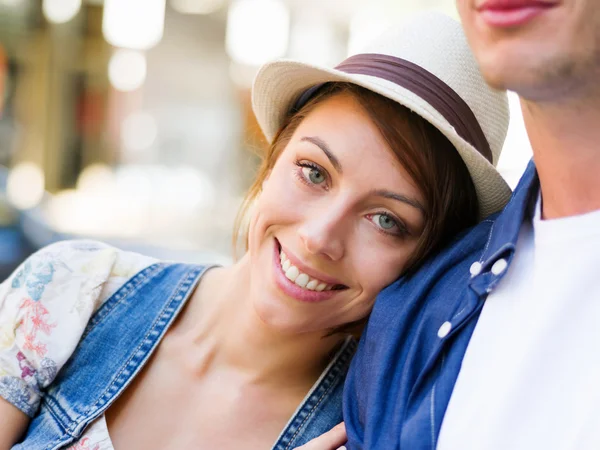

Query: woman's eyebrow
[299,136,424,214]
[300,136,343,175]
[370,189,426,215]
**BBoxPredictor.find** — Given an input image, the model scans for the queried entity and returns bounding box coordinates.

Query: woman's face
[247,93,426,334]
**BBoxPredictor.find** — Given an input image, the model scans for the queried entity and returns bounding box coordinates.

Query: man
[338,0,600,448]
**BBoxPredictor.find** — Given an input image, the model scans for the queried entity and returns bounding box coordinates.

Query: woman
[0,12,510,450]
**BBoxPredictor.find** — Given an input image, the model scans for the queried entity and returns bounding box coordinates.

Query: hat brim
[252,59,512,219]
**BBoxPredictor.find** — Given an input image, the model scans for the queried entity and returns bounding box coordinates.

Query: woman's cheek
[360,250,412,293]
[262,173,312,218]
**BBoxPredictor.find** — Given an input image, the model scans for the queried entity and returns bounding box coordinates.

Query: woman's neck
[175,256,346,387]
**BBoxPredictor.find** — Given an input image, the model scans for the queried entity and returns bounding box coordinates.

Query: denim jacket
[14,262,356,450]
[343,161,539,449]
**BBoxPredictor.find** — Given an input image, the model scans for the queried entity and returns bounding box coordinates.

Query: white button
[469,261,482,276]
[491,258,508,275]
[437,321,452,338]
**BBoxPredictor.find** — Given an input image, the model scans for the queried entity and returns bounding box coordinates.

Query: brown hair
[234,82,479,271]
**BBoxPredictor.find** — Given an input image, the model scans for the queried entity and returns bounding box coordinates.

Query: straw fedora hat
[252,12,511,218]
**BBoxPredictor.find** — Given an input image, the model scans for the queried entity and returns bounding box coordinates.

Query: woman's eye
[371,213,398,231]
[302,166,326,185]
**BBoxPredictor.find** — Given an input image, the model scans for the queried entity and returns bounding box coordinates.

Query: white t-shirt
[437,196,600,450]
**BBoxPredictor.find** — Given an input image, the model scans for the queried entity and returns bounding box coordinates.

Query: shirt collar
[469,159,539,294]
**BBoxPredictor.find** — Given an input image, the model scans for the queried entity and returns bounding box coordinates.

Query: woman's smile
[272,238,347,303]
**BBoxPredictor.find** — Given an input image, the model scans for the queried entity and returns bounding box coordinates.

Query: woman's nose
[297,210,346,261]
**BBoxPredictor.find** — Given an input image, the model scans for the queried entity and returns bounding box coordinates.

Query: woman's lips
[477,0,557,28]
[272,240,344,303]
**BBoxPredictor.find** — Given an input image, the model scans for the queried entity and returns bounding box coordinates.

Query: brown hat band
[335,53,493,164]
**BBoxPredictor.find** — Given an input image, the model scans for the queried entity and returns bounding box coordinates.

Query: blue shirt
[343,161,539,449]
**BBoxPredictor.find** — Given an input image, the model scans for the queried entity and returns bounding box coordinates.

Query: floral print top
[0,240,158,449]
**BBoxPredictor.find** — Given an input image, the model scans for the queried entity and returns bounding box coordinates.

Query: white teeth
[306,279,318,290]
[279,248,338,292]
[295,273,310,288]
[285,265,299,282]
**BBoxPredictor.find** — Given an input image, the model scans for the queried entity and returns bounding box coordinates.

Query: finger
[295,423,347,450]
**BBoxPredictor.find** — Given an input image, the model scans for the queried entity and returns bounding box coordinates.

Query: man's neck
[521,96,600,219]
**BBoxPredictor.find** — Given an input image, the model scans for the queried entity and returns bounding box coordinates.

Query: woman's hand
[294,422,347,450]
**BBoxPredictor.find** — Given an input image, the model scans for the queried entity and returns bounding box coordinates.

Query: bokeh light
[121,112,158,154]
[76,163,115,194]
[42,0,82,24]
[6,162,45,210]
[108,49,147,92]
[103,0,166,50]
[226,0,289,66]
[348,5,392,55]
[170,0,225,15]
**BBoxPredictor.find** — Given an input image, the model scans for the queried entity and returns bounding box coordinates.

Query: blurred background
[0,0,532,279]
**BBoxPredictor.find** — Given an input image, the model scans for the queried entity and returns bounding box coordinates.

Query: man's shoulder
[344,164,541,448]
[344,219,498,448]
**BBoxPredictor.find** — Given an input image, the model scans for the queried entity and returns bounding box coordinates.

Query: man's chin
[476,62,515,92]
[476,50,538,93]
[480,55,584,102]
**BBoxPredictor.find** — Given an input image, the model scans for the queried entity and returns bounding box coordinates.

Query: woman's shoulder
[2,239,159,307]
[0,239,158,417]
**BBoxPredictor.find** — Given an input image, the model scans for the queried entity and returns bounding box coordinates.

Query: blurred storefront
[0,0,531,275]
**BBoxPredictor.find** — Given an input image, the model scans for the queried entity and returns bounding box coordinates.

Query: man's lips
[476,0,558,27]
[476,0,558,10]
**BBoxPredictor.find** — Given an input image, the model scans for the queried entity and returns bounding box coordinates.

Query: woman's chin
[252,296,322,335]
